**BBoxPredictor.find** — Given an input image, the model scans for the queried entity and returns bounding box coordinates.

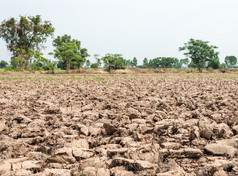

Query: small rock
[204,142,237,157]
[184,148,203,158]
[21,160,42,171]
[80,157,107,170]
[110,157,156,171]
[127,108,141,119]
[103,123,117,135]
[232,125,238,135]
[214,169,228,176]
[127,145,161,163]
[156,111,167,119]
[73,124,89,136]
[72,147,94,160]
[0,120,6,132]
[200,127,213,139]
[157,170,185,176]
[43,168,71,176]
[79,125,89,136]
[211,114,222,123]
[161,142,182,150]
[132,119,146,124]
[189,126,200,140]
[154,119,173,132]
[97,168,110,176]
[47,147,76,164]
[82,167,97,176]
[83,167,110,176]
[14,169,32,176]
[89,126,101,136]
[44,106,62,114]
[107,148,128,158]
[65,139,89,149]
[0,161,11,175]
[111,167,135,176]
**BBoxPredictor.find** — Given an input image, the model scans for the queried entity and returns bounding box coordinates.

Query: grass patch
[92,76,104,81]
[0,77,32,81]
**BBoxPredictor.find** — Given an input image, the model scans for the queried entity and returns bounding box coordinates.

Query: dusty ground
[0,73,238,176]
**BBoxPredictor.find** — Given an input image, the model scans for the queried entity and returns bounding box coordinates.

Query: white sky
[1,0,238,64]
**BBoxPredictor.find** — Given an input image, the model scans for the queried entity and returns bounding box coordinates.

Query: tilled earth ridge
[0,74,238,176]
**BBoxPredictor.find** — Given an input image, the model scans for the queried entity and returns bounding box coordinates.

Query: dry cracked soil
[0,73,238,176]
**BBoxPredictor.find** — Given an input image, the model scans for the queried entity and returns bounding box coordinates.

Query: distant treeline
[0,15,237,73]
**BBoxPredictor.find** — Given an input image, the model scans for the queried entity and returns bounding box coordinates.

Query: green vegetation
[179,39,219,73]
[101,53,126,72]
[0,15,237,74]
[0,15,54,69]
[0,60,8,68]
[225,56,237,68]
[50,34,89,74]
[143,57,189,69]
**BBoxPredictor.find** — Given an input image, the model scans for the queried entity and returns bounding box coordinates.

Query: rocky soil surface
[0,74,238,176]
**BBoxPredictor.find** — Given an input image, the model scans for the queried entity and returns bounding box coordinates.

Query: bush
[207,67,214,73]
[90,63,99,68]
[44,63,56,74]
[4,66,17,71]
[0,60,8,68]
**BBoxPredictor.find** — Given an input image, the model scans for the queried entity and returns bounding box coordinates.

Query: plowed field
[0,73,238,176]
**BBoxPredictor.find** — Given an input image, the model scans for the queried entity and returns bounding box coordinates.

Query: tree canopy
[142,57,188,68]
[51,35,89,73]
[225,56,237,68]
[143,58,148,67]
[0,15,54,68]
[102,54,126,72]
[131,57,138,67]
[179,38,219,72]
[1,15,237,73]
[0,60,8,68]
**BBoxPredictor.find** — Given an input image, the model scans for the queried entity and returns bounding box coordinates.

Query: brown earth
[0,73,238,176]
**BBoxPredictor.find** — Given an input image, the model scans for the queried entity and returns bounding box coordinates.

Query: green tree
[158,57,177,68]
[179,38,219,72]
[31,52,48,70]
[90,63,99,68]
[207,57,220,69]
[220,63,226,69]
[180,58,189,68]
[45,62,56,74]
[10,48,29,69]
[143,57,148,67]
[89,54,101,69]
[31,52,56,72]
[94,54,101,67]
[0,60,8,68]
[147,57,177,68]
[125,59,132,68]
[51,35,89,73]
[131,57,138,67]
[172,58,189,68]
[188,60,197,68]
[102,54,126,72]
[85,59,91,68]
[0,15,54,68]
[225,56,237,68]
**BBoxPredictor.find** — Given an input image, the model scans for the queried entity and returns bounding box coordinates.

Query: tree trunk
[66,57,70,74]
[198,65,202,73]
[25,48,31,69]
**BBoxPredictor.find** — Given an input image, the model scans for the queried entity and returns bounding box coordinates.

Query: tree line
[0,15,237,73]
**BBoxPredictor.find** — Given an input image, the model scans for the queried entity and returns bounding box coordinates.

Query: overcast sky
[0,0,238,64]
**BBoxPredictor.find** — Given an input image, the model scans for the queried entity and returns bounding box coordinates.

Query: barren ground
[0,73,238,176]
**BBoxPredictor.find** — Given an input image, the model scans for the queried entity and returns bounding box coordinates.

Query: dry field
[0,73,238,176]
